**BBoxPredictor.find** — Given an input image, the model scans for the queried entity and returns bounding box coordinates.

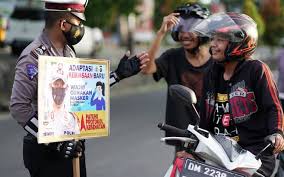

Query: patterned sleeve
[254,61,284,135]
[10,54,38,127]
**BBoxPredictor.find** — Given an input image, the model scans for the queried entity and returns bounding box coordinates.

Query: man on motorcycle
[188,12,284,177]
[141,3,212,153]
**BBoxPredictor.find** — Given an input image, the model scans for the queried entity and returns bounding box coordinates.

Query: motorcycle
[159,84,273,177]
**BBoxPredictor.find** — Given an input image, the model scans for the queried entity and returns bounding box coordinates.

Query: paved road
[0,89,175,177]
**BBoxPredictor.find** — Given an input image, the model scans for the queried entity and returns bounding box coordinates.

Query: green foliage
[262,16,284,46]
[260,0,284,46]
[153,0,165,30]
[221,0,243,11]
[242,0,265,37]
[84,0,138,31]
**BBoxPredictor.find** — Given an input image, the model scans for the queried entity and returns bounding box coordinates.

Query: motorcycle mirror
[169,84,200,129]
[169,84,197,105]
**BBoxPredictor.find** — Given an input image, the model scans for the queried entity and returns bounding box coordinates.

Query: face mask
[52,88,66,105]
[63,21,85,45]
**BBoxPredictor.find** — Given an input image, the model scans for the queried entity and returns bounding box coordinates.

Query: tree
[221,0,243,12]
[84,0,139,31]
[242,0,265,38]
[260,0,284,46]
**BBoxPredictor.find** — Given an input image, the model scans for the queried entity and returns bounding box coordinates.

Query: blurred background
[0,0,284,177]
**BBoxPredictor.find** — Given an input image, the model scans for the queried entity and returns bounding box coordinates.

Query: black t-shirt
[210,76,239,141]
[154,47,213,145]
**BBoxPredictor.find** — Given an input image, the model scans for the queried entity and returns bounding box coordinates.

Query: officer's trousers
[23,135,86,177]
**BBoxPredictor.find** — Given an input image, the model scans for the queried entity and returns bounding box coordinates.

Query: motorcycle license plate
[181,158,246,177]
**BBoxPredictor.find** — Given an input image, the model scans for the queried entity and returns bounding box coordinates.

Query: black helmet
[171,4,210,43]
[193,12,258,61]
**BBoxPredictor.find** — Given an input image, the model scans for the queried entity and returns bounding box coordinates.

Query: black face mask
[63,21,85,45]
[52,88,66,105]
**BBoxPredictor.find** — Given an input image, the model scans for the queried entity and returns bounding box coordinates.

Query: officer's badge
[35,45,46,55]
[30,45,47,59]
[26,64,38,80]
[36,48,44,55]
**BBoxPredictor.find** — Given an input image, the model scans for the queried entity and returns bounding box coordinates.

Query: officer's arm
[109,71,120,87]
[10,55,38,136]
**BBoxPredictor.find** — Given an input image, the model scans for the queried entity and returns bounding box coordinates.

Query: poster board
[38,56,110,144]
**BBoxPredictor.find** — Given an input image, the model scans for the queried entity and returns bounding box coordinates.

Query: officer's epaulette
[30,45,47,59]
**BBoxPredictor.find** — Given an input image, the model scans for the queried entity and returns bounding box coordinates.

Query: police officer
[9,0,149,177]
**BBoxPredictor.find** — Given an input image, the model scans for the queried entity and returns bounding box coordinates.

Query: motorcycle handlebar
[255,134,276,159]
[255,142,273,160]
[158,123,190,137]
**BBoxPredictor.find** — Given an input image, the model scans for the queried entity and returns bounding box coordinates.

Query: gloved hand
[114,51,141,81]
[48,140,84,159]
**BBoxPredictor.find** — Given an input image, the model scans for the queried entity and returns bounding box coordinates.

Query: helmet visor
[172,17,203,33]
[191,12,246,42]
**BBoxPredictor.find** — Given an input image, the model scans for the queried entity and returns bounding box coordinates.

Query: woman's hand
[272,133,284,154]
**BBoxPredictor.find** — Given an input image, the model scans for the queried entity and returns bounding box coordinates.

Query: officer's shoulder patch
[26,63,38,80]
[30,45,47,59]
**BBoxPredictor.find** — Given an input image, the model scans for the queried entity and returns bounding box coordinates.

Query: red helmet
[193,12,258,61]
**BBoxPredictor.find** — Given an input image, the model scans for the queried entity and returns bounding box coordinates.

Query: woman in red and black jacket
[195,12,284,177]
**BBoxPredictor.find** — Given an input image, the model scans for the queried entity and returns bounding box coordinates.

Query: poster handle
[73,139,81,177]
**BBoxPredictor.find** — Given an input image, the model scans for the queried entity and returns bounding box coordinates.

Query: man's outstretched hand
[115,51,149,81]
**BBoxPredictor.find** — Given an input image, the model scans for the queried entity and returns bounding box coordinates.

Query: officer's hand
[114,51,149,80]
[159,13,180,35]
[60,140,84,159]
[49,140,84,159]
